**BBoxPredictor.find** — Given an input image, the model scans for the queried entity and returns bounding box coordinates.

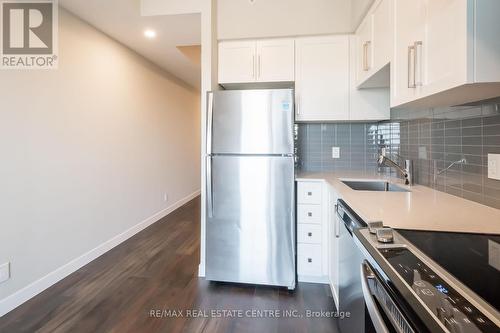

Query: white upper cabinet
[392,0,500,108]
[371,0,392,72]
[218,41,256,84]
[218,38,294,85]
[421,0,467,96]
[295,36,350,122]
[356,0,393,88]
[392,0,425,106]
[256,39,295,83]
[349,36,390,121]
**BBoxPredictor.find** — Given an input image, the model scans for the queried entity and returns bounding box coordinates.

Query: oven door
[360,260,416,333]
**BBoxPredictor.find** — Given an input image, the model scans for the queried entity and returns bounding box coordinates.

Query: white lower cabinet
[296,180,329,283]
[297,244,322,276]
[328,188,341,311]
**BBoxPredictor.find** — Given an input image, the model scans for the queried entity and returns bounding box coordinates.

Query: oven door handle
[360,261,390,333]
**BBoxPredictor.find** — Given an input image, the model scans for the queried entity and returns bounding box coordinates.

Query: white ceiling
[60,0,201,90]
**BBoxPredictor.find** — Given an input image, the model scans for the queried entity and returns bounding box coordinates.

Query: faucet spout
[378,155,413,186]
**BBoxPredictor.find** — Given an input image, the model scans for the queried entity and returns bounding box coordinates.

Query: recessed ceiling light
[144,29,156,39]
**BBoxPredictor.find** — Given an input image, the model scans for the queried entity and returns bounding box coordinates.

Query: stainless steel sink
[341,180,410,192]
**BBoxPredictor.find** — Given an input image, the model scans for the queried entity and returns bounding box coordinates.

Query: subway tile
[462,127,482,137]
[483,124,500,136]
[445,120,462,129]
[444,128,461,137]
[462,190,483,205]
[445,137,461,145]
[483,114,500,126]
[462,117,482,128]
[461,136,482,146]
[483,135,500,146]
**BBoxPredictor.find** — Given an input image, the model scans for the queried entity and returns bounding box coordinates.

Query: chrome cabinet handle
[407,45,416,88]
[252,54,256,80]
[414,41,423,87]
[363,42,366,71]
[360,262,390,333]
[296,95,300,116]
[257,54,261,80]
[363,41,371,71]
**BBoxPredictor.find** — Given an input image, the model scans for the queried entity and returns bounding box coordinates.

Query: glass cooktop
[396,230,500,313]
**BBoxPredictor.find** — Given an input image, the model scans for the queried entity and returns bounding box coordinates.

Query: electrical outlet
[332,147,340,159]
[163,193,169,202]
[0,262,10,283]
[418,146,427,159]
[488,154,500,180]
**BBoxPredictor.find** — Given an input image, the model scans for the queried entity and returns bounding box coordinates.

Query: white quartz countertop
[296,171,500,235]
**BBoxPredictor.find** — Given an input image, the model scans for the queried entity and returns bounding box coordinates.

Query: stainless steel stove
[354,227,500,333]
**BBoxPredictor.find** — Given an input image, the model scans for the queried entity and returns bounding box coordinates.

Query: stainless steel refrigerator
[205,89,296,290]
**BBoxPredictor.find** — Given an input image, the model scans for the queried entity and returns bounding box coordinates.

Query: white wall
[0,8,200,311]
[217,0,352,40]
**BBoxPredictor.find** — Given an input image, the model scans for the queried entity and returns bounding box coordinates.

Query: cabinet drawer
[297,204,322,224]
[297,244,322,276]
[297,182,322,204]
[298,224,322,244]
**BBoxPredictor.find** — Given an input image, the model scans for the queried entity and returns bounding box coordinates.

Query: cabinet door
[218,41,256,84]
[372,0,392,70]
[349,36,390,121]
[356,16,373,85]
[295,36,349,122]
[421,0,467,96]
[392,0,425,106]
[256,39,295,82]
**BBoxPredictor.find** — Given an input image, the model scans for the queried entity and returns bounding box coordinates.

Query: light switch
[332,147,340,159]
[0,262,10,283]
[488,154,500,180]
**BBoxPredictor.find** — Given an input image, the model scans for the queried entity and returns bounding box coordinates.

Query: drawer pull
[307,192,312,196]
[307,212,312,217]
[308,232,312,237]
[308,258,312,263]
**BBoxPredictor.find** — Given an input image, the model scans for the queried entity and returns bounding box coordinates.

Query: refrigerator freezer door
[210,89,294,155]
[206,155,295,288]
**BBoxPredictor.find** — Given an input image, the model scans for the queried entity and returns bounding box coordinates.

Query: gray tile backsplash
[296,122,400,177]
[394,103,500,210]
[297,102,500,209]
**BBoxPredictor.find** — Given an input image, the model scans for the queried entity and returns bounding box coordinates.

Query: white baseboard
[0,190,200,318]
[198,263,205,277]
[297,275,329,284]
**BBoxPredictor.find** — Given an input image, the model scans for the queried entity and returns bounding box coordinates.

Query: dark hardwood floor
[0,197,339,333]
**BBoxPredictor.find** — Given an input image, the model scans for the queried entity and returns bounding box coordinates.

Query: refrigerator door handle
[206,155,213,218]
[207,92,214,155]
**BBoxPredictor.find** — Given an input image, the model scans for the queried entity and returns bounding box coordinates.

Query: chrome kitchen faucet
[377,152,413,186]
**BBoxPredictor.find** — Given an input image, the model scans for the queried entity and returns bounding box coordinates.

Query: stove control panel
[380,247,498,333]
